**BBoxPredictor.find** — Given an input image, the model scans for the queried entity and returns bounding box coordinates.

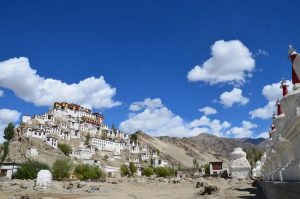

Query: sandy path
[2,178,262,199]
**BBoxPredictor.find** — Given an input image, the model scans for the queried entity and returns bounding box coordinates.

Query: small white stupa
[252,161,262,178]
[230,148,251,179]
[36,170,52,189]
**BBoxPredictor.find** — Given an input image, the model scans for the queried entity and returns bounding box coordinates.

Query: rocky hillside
[1,131,266,169]
[137,132,265,167]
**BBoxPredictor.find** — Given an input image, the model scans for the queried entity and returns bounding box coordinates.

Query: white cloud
[0,90,3,97]
[120,98,231,137]
[249,101,276,120]
[0,108,21,142]
[256,131,269,139]
[220,88,249,107]
[0,57,121,109]
[255,49,269,57]
[226,120,258,138]
[198,106,217,115]
[129,98,163,112]
[249,80,293,119]
[187,40,255,85]
[121,98,260,138]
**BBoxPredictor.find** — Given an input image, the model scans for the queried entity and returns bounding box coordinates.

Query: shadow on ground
[234,187,264,199]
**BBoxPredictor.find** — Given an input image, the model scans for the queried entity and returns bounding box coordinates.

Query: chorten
[230,148,251,179]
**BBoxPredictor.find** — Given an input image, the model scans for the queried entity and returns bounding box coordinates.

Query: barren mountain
[136,132,265,167]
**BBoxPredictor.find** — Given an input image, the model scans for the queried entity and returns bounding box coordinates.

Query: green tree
[120,164,130,177]
[52,159,73,180]
[193,158,199,168]
[129,162,137,176]
[3,123,15,141]
[1,142,9,163]
[74,164,105,181]
[246,148,263,167]
[203,164,210,174]
[58,143,72,156]
[142,166,154,177]
[154,167,176,178]
[157,149,160,156]
[111,124,116,131]
[14,160,50,179]
[130,133,138,143]
[1,123,16,166]
[85,133,91,145]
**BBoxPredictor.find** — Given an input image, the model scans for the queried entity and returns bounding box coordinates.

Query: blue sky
[0,0,299,139]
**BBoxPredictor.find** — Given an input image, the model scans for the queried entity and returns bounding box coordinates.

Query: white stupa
[252,161,262,178]
[230,148,251,179]
[36,170,52,189]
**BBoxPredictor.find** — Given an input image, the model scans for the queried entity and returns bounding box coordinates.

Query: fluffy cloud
[220,88,249,107]
[129,98,163,112]
[198,106,217,115]
[0,57,121,109]
[226,120,258,138]
[256,131,269,139]
[120,98,231,137]
[187,40,255,85]
[189,116,231,137]
[249,101,276,120]
[0,108,21,142]
[249,80,293,119]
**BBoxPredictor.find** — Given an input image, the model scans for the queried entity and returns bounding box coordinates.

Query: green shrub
[14,160,50,179]
[154,167,176,178]
[74,164,105,180]
[58,143,72,156]
[203,164,210,174]
[129,162,137,176]
[246,148,263,167]
[120,164,130,177]
[52,159,73,180]
[142,166,154,177]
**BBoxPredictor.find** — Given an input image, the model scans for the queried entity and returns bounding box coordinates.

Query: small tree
[120,164,130,177]
[193,158,199,168]
[3,123,15,141]
[111,124,116,132]
[74,164,105,181]
[1,123,15,166]
[154,167,173,178]
[129,162,137,176]
[204,164,210,174]
[142,166,154,177]
[14,160,50,179]
[85,133,91,145]
[130,133,138,143]
[157,149,160,156]
[58,143,72,156]
[52,159,73,180]
[1,142,9,163]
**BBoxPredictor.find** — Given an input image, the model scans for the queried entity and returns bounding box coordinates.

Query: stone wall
[258,181,300,199]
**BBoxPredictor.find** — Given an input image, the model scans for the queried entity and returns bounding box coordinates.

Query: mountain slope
[137,132,265,167]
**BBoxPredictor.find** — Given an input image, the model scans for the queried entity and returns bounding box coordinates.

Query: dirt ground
[0,177,263,199]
